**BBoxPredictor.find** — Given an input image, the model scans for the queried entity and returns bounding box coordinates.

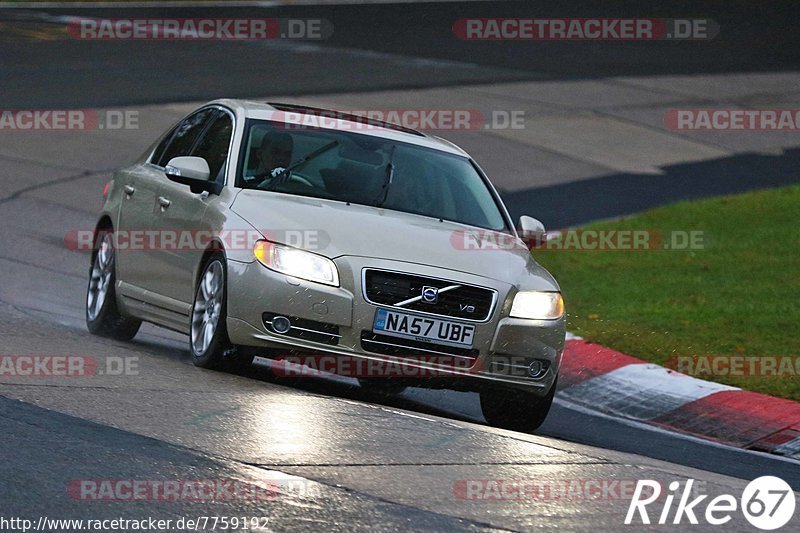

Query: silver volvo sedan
[86,100,566,431]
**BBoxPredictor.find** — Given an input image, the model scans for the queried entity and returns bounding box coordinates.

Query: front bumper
[226,256,565,394]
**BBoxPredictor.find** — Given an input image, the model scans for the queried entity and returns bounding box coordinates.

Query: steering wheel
[254,170,315,189]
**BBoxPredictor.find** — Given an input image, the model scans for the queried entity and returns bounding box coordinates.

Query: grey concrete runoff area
[1,1,800,531]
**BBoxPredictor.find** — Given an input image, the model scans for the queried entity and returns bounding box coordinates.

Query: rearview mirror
[518,216,546,249]
[164,156,222,195]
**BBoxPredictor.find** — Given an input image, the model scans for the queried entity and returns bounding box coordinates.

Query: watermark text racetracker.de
[454,478,664,501]
[0,355,138,377]
[667,355,800,378]
[665,109,800,130]
[0,110,138,131]
[66,229,328,253]
[272,109,525,131]
[67,17,333,40]
[68,477,318,501]
[453,18,718,40]
[270,354,549,378]
[66,228,708,253]
[450,229,707,252]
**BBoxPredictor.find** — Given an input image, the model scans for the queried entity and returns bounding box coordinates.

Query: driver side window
[152,108,216,168]
[191,111,233,183]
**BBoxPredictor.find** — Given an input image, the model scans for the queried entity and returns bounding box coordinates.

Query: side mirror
[518,216,546,249]
[164,156,222,195]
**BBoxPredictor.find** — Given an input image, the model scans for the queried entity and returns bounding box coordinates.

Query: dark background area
[1,1,798,108]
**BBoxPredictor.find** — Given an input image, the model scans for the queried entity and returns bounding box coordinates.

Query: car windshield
[238,120,508,231]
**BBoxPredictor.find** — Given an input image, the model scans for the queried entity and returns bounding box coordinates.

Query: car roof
[209,99,469,157]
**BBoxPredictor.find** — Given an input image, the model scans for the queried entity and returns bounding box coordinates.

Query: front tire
[190,254,253,371]
[479,377,557,433]
[86,230,141,341]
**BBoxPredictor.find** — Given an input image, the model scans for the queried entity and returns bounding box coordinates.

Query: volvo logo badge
[421,286,439,304]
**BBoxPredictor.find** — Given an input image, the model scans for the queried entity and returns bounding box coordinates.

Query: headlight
[253,240,339,286]
[510,291,564,320]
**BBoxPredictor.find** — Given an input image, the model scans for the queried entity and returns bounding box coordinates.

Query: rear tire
[86,230,141,341]
[479,377,557,433]
[190,254,253,371]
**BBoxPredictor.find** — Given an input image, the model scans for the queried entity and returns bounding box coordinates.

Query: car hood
[231,190,558,288]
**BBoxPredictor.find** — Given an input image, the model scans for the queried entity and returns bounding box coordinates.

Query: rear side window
[154,108,216,167]
[191,111,233,183]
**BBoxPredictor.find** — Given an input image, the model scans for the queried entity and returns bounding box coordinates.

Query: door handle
[124,185,135,196]
[158,196,171,208]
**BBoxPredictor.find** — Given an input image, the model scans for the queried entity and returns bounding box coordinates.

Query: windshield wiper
[372,144,397,207]
[264,140,339,191]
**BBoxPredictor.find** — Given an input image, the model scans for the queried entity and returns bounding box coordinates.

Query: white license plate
[373,309,476,348]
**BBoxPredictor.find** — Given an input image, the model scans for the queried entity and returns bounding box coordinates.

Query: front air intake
[262,312,341,346]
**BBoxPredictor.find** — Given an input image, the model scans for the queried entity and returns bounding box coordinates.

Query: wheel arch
[194,240,228,289]
[90,215,114,262]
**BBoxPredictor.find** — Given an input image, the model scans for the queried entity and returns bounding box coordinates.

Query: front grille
[360,331,479,364]
[362,269,496,321]
[262,312,340,345]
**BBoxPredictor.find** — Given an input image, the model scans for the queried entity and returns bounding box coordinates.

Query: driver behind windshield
[248,129,294,184]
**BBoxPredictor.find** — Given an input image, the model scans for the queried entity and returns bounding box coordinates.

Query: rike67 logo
[626,476,795,529]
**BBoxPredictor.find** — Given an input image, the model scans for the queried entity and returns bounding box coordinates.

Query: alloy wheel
[191,261,224,355]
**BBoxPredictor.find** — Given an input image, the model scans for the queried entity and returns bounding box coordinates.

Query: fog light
[527,360,546,378]
[271,315,291,334]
